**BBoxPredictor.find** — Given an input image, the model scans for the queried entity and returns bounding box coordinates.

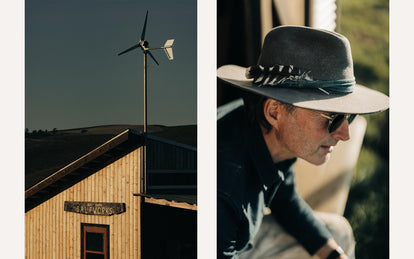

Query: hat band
[276,78,355,93]
[246,65,355,93]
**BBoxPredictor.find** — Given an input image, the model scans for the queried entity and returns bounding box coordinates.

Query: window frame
[81,223,110,259]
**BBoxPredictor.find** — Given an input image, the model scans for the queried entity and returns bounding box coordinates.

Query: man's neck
[260,125,295,164]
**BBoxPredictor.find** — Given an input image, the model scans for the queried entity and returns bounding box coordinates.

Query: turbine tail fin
[164,39,174,48]
[163,39,174,60]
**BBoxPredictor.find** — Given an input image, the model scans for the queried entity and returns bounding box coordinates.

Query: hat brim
[217,65,389,114]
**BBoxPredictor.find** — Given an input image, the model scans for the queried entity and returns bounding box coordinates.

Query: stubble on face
[272,107,337,165]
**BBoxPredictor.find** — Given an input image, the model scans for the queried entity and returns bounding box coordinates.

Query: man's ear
[263,99,279,128]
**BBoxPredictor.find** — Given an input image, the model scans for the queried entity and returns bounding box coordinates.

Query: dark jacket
[217,99,332,258]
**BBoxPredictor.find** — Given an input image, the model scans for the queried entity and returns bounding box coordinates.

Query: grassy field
[337,0,389,258]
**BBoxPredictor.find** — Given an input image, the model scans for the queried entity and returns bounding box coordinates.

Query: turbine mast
[118,10,174,194]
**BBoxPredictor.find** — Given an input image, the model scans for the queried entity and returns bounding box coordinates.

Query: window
[81,224,109,259]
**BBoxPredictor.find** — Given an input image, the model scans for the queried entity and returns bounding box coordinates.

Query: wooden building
[25,129,197,259]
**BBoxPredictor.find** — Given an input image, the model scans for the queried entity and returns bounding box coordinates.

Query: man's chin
[304,153,331,166]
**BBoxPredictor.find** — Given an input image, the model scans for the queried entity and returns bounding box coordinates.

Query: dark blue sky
[25,0,197,131]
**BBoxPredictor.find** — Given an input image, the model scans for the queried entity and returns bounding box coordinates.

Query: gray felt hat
[217,26,389,114]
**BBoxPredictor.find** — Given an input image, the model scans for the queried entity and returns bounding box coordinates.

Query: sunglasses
[314,111,357,133]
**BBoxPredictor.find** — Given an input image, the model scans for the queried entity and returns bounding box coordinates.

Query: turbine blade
[140,11,148,41]
[118,43,141,56]
[148,51,159,65]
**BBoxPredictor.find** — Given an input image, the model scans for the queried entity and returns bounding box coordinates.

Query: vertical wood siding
[25,148,142,259]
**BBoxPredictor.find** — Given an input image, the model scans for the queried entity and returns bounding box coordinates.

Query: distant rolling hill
[25,124,197,189]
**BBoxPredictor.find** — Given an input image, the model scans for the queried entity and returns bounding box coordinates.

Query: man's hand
[315,238,349,259]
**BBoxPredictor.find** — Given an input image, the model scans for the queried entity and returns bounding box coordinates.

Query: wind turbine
[118,10,174,193]
[118,10,174,135]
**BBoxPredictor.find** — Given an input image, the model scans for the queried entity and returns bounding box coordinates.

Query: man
[217,26,389,259]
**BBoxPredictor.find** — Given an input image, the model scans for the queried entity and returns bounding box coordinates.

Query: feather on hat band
[245,64,355,93]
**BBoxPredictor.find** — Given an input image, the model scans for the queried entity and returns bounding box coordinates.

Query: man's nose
[331,120,351,141]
